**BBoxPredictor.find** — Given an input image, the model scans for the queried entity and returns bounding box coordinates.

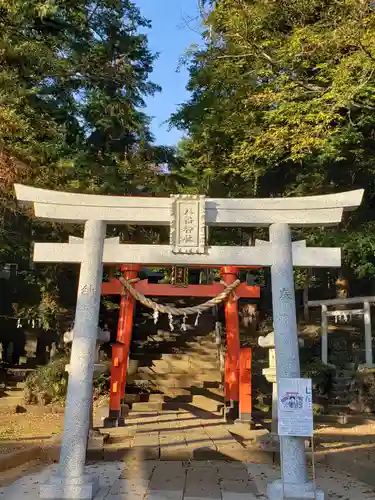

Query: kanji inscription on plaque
[170,195,206,254]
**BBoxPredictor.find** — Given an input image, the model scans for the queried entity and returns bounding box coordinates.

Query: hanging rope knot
[168,313,174,331]
[153,309,159,325]
[194,310,202,327]
[180,313,188,331]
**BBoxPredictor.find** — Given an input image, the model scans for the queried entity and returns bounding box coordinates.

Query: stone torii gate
[14,185,363,500]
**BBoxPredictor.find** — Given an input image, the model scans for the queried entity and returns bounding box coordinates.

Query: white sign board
[277,378,313,437]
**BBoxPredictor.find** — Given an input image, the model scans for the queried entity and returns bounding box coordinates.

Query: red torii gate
[102,265,260,426]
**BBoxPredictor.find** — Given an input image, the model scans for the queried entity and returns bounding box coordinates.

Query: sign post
[277,378,316,500]
[278,378,313,438]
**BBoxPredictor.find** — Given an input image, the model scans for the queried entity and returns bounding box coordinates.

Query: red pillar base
[103,405,129,428]
[105,343,127,428]
[237,347,253,426]
[223,400,240,423]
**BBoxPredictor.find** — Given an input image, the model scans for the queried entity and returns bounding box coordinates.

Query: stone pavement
[99,409,267,462]
[1,409,375,499]
[1,459,375,499]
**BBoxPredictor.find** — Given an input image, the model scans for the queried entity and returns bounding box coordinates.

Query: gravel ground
[0,406,63,455]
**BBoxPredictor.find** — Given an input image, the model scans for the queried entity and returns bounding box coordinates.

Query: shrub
[24,355,68,405]
[93,373,110,400]
[349,370,375,414]
[301,357,335,394]
[312,403,324,416]
[24,356,110,406]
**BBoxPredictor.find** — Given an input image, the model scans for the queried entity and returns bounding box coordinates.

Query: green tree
[0,0,161,193]
[0,0,161,329]
[172,0,375,279]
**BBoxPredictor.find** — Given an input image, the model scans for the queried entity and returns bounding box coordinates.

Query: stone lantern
[63,326,110,373]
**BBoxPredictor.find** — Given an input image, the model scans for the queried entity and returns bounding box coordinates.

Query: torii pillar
[221,266,241,420]
[104,264,139,428]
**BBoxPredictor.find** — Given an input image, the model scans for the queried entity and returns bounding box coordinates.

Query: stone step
[3,387,24,394]
[5,381,26,389]
[332,380,352,389]
[146,334,216,343]
[328,397,352,405]
[131,396,223,413]
[129,370,221,385]
[156,389,192,398]
[191,395,224,410]
[162,394,193,403]
[6,368,35,382]
[147,393,166,402]
[132,346,217,357]
[161,353,218,362]
[333,376,352,383]
[137,359,219,374]
[0,394,24,406]
[334,369,354,379]
[128,378,221,391]
[154,386,223,398]
[325,404,351,415]
[131,401,164,411]
[128,390,220,405]
[330,391,352,401]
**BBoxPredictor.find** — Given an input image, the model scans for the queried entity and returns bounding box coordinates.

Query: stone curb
[0,434,62,473]
[315,414,375,425]
[0,430,109,473]
[325,453,375,488]
[0,446,42,472]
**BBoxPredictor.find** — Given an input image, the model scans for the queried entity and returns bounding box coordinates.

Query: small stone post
[364,301,373,367]
[321,304,328,365]
[267,223,324,500]
[41,220,106,500]
[258,332,278,437]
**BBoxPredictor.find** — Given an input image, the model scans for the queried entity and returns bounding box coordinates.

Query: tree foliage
[172,0,375,278]
[0,0,161,193]
[0,0,165,327]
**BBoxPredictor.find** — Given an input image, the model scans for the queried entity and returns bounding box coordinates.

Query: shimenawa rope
[119,276,240,317]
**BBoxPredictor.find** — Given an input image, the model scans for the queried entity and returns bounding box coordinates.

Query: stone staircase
[0,368,33,409]
[126,309,224,414]
[316,366,367,424]
[325,368,354,415]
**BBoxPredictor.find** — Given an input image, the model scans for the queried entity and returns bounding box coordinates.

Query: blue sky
[134,0,202,146]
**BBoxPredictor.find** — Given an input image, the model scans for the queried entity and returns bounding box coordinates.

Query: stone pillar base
[40,474,100,499]
[87,429,107,449]
[267,479,324,500]
[257,432,280,451]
